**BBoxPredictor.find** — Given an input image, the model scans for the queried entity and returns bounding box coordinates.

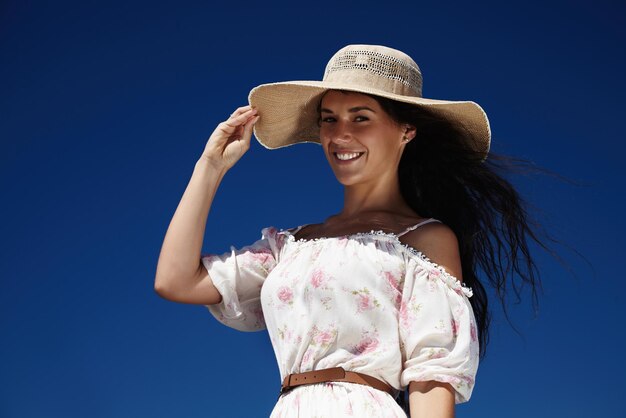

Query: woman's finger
[227,106,254,124]
[229,105,252,118]
[241,115,260,142]
[223,108,257,130]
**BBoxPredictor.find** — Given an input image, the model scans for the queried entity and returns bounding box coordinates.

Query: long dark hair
[367,93,566,412]
[317,90,570,413]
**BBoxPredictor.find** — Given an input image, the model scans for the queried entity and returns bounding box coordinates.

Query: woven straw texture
[248,45,491,159]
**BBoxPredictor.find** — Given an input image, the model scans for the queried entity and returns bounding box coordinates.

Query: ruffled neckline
[276,228,473,298]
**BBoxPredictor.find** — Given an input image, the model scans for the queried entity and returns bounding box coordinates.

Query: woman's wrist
[195,154,228,177]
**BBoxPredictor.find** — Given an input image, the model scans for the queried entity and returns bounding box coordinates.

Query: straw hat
[248,44,491,160]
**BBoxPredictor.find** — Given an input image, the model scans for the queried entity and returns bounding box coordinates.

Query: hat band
[323,49,423,97]
[322,70,421,98]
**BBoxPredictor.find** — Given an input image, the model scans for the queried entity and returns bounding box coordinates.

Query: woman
[154,44,545,417]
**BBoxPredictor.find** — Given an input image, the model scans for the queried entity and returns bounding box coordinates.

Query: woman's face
[319,90,413,187]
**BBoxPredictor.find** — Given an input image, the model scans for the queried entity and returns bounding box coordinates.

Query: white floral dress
[201,218,479,417]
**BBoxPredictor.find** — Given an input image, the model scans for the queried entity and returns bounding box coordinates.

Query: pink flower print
[301,349,314,367]
[427,348,447,359]
[277,325,293,342]
[320,296,333,310]
[399,302,409,328]
[277,286,293,304]
[311,246,323,259]
[444,374,473,389]
[315,330,334,345]
[247,251,273,270]
[384,271,402,306]
[399,297,423,328]
[358,294,373,312]
[352,288,380,313]
[309,324,336,347]
[446,376,462,388]
[310,269,326,288]
[353,336,379,355]
[459,374,475,386]
[470,322,478,342]
[384,271,400,291]
[451,319,459,338]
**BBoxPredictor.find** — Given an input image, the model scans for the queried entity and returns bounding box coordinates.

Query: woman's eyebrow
[320,106,376,113]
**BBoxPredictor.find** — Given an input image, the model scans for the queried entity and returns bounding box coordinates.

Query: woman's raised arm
[153,105,259,305]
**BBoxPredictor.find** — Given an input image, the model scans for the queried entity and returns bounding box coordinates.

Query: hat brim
[248,80,491,159]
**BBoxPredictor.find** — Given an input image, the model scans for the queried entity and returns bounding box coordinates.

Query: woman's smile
[319,90,407,186]
[333,152,364,161]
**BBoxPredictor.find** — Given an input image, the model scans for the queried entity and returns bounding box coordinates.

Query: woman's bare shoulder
[399,221,463,281]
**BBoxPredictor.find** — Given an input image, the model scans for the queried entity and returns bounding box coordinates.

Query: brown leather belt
[280,367,394,397]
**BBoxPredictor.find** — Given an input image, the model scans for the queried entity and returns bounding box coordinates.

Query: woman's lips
[333,152,364,162]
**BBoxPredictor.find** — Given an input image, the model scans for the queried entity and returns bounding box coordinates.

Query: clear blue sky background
[1,1,624,417]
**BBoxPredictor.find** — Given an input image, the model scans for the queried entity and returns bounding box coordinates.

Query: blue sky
[1,0,625,417]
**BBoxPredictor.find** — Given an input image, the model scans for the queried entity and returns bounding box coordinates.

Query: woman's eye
[320,116,368,123]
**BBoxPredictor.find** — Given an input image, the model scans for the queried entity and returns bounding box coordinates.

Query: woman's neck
[337,180,413,220]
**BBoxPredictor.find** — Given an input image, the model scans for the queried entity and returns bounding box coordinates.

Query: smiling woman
[318,91,411,188]
[154,44,552,417]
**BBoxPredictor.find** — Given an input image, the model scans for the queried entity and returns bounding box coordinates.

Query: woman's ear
[403,124,417,142]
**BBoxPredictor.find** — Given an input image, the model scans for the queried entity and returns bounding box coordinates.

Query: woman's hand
[200,105,259,172]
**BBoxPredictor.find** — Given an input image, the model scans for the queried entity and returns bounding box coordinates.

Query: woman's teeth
[336,152,362,161]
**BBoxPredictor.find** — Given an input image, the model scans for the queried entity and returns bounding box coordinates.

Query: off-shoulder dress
[201,218,479,417]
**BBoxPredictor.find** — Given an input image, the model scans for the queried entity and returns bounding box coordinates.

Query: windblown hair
[368,93,558,411]
[317,90,566,412]
[371,94,554,356]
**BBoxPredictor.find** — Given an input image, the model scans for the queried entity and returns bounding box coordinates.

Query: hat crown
[322,44,423,97]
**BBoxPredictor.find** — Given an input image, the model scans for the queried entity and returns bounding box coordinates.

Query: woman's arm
[153,105,259,305]
[409,381,455,418]
[403,222,463,417]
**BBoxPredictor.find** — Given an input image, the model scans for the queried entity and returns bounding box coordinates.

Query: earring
[403,126,414,142]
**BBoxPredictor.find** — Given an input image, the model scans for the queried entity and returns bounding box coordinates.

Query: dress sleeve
[200,227,281,332]
[399,254,480,404]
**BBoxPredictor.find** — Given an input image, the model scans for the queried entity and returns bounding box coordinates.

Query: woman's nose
[329,121,352,144]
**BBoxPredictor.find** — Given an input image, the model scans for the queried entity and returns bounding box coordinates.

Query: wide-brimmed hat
[248,44,491,160]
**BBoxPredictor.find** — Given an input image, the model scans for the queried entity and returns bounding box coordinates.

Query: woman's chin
[331,173,364,187]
